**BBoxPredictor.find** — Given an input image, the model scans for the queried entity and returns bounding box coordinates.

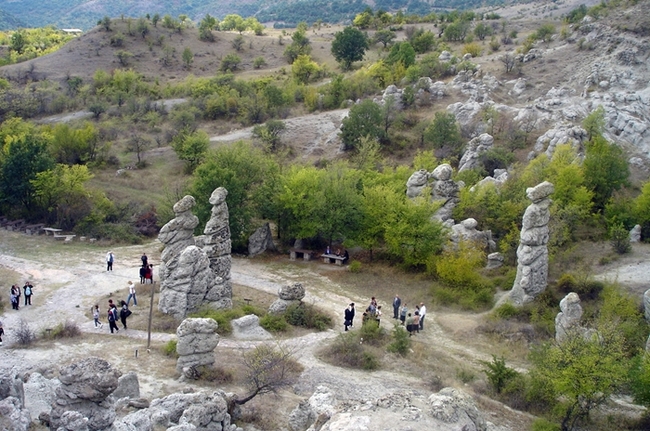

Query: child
[0,321,4,346]
[92,305,102,328]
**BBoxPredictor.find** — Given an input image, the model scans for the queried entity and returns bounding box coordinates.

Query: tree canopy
[331,26,369,70]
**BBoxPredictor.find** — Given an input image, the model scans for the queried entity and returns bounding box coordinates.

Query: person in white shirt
[419,302,426,331]
[126,281,137,306]
[106,251,114,271]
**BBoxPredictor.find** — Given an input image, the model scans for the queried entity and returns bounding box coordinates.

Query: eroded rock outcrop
[24,372,60,422]
[50,357,121,431]
[248,222,276,257]
[431,164,461,225]
[458,133,494,172]
[555,292,585,343]
[231,315,273,340]
[269,282,306,315]
[0,374,30,431]
[449,218,496,252]
[509,182,554,305]
[176,318,220,374]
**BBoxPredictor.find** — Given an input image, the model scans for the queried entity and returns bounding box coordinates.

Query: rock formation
[630,224,642,242]
[269,282,306,315]
[449,218,496,252]
[49,357,121,431]
[248,222,276,257]
[431,164,461,225]
[24,372,60,423]
[458,133,495,172]
[0,373,30,431]
[231,315,273,340]
[509,182,554,305]
[644,288,650,322]
[175,318,220,374]
[158,189,232,320]
[112,371,140,400]
[486,252,504,270]
[406,169,430,199]
[555,292,585,343]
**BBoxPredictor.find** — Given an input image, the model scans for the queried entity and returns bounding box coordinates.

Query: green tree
[182,47,193,68]
[410,29,436,54]
[172,130,209,172]
[385,42,416,68]
[583,135,629,211]
[252,120,286,151]
[529,325,630,431]
[199,14,218,41]
[100,16,112,31]
[424,112,463,155]
[152,13,160,28]
[49,122,99,165]
[331,26,368,70]
[373,29,396,48]
[354,184,402,260]
[253,56,267,69]
[232,35,245,51]
[473,22,493,41]
[353,9,373,29]
[535,23,556,43]
[0,118,55,215]
[190,141,280,251]
[220,53,241,72]
[284,23,311,64]
[115,50,134,66]
[340,99,383,151]
[10,31,26,54]
[136,17,149,38]
[291,55,320,84]
[221,14,244,31]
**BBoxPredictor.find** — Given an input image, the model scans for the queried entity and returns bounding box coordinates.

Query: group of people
[139,253,154,284]
[9,282,34,310]
[343,297,384,331]
[93,291,133,334]
[393,294,426,336]
[325,246,350,263]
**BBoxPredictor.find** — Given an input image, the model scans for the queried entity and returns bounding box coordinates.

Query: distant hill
[0,7,25,30]
[2,0,510,30]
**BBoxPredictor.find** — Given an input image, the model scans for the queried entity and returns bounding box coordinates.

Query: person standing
[393,294,401,319]
[92,305,103,329]
[106,251,114,271]
[141,253,148,267]
[23,282,33,306]
[119,300,131,330]
[344,304,354,331]
[108,304,119,333]
[419,302,426,331]
[10,285,20,310]
[400,303,408,326]
[126,281,137,306]
[406,313,414,336]
[375,305,382,325]
[0,321,4,346]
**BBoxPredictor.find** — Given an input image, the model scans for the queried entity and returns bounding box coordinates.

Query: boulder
[176,318,220,373]
[112,372,140,400]
[24,372,60,422]
[486,252,504,270]
[279,283,306,301]
[406,169,430,199]
[630,224,642,243]
[555,292,584,343]
[439,51,452,62]
[268,298,299,315]
[0,374,24,407]
[50,358,121,431]
[428,387,487,431]
[0,396,31,431]
[248,223,276,257]
[449,218,495,252]
[231,315,273,340]
[458,133,494,172]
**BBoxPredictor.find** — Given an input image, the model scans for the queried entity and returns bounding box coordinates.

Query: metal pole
[147,281,155,350]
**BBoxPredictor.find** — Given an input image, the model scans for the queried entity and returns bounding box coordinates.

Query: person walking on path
[126,281,137,306]
[23,282,33,306]
[141,253,148,268]
[92,305,103,329]
[108,304,119,333]
[344,304,355,331]
[393,294,401,319]
[119,300,131,330]
[419,302,426,330]
[106,251,114,271]
[400,303,408,326]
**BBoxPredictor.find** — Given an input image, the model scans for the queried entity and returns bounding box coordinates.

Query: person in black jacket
[344,303,355,331]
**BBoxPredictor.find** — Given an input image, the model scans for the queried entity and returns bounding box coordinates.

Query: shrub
[462,42,482,57]
[220,53,241,72]
[327,332,379,370]
[15,319,36,346]
[358,319,385,345]
[429,241,485,287]
[284,303,332,330]
[194,365,234,383]
[348,260,362,273]
[260,314,289,332]
[43,320,81,339]
[480,355,519,394]
[531,419,561,431]
[610,222,631,254]
[387,324,410,355]
[253,56,267,69]
[492,302,520,320]
[162,339,179,358]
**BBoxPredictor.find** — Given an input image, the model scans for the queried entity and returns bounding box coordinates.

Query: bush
[253,56,267,69]
[348,260,362,273]
[610,222,631,254]
[462,42,482,57]
[492,302,520,320]
[358,319,385,345]
[14,319,36,346]
[327,332,380,370]
[387,324,410,355]
[480,355,519,394]
[43,320,81,339]
[162,339,179,358]
[531,418,561,431]
[260,314,289,332]
[194,365,234,383]
[284,303,332,330]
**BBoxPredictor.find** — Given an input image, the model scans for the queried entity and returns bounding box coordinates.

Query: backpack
[25,286,31,296]
[108,308,116,322]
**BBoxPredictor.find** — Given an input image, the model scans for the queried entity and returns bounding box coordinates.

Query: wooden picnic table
[4,219,25,230]
[289,248,314,261]
[54,234,76,242]
[321,253,347,265]
[24,223,45,235]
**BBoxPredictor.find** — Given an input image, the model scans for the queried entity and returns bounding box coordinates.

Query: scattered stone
[231,315,273,340]
[555,292,584,343]
[509,182,553,305]
[112,371,140,400]
[50,357,121,431]
[176,318,220,374]
[248,222,276,257]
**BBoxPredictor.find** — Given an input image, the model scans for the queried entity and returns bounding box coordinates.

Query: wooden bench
[43,227,63,235]
[289,248,314,261]
[321,253,347,265]
[4,219,25,231]
[54,234,76,242]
